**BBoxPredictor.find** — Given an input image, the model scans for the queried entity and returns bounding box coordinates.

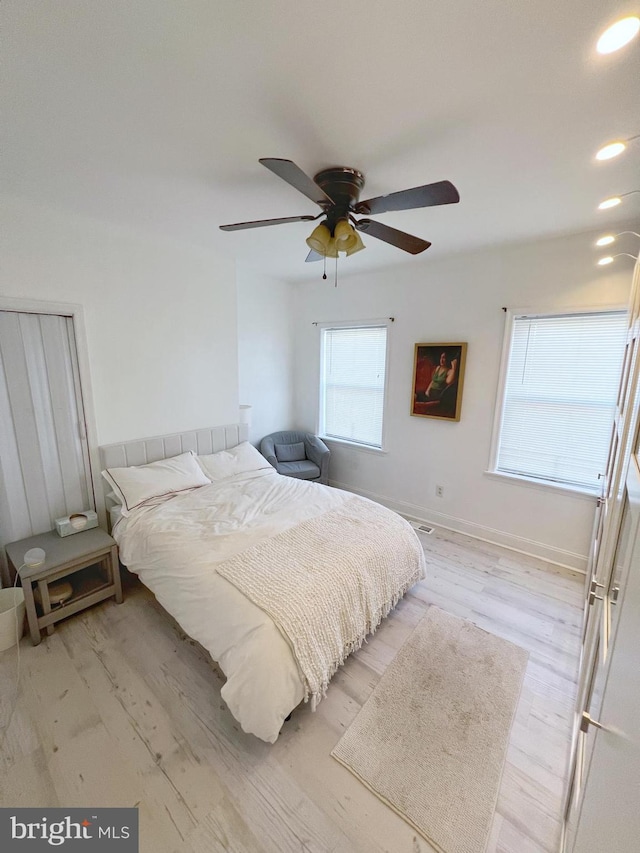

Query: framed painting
[411,343,467,421]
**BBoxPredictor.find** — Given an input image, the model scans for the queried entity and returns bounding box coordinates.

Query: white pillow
[101,451,211,516]
[105,490,121,506]
[197,441,272,482]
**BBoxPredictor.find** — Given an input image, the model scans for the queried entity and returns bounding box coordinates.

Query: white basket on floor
[0,588,26,652]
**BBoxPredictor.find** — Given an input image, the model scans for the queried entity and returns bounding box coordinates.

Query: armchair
[260,431,330,484]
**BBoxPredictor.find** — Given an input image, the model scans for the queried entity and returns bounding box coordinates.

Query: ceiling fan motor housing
[313,167,365,231]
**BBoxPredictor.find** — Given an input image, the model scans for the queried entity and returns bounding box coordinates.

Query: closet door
[563,603,606,847]
[564,448,640,852]
[563,260,640,851]
[602,317,640,649]
[0,310,94,581]
[581,423,616,641]
[569,455,640,853]
[580,326,639,657]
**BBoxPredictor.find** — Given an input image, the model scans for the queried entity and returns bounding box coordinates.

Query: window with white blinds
[494,310,627,492]
[320,324,388,449]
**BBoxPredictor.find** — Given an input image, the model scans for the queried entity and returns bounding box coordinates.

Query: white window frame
[317,318,392,453]
[487,305,627,498]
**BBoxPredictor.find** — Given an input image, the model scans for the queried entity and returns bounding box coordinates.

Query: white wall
[1,196,239,445]
[236,264,295,446]
[293,229,634,569]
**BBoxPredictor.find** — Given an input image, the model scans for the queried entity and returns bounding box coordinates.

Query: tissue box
[55,510,99,537]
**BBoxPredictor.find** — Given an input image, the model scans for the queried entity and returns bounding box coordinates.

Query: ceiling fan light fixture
[333,218,353,245]
[326,238,339,258]
[596,17,640,54]
[333,219,363,255]
[597,256,615,265]
[345,229,366,256]
[595,234,616,246]
[306,222,332,255]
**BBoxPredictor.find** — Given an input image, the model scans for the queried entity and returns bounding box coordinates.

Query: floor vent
[409,521,434,534]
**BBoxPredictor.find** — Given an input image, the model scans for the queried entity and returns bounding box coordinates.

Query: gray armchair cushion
[275,441,306,462]
[259,430,330,484]
[277,460,321,480]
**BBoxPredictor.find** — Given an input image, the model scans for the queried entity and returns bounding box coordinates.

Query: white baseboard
[330,479,587,573]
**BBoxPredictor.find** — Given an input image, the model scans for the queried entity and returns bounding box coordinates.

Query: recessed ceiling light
[597,252,639,266]
[597,17,640,54]
[598,196,622,210]
[596,235,616,246]
[596,141,627,160]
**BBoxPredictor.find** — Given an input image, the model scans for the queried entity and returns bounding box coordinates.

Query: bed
[99,424,426,743]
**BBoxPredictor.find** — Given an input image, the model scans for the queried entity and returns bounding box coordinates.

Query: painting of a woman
[411,343,467,420]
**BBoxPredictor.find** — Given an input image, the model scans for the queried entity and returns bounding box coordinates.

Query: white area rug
[331,607,528,853]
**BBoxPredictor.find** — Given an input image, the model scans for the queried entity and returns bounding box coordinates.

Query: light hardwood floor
[0,528,583,853]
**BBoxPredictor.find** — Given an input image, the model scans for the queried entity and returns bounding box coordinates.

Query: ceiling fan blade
[356,180,460,215]
[355,219,431,254]
[219,215,317,232]
[259,158,334,207]
[305,250,323,263]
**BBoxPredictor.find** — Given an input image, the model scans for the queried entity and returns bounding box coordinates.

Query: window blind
[496,311,627,491]
[320,325,388,448]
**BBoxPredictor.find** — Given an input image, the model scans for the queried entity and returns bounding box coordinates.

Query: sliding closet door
[0,310,94,581]
[569,455,640,853]
[563,258,640,851]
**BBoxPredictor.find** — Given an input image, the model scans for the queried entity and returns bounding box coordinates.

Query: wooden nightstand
[5,528,122,646]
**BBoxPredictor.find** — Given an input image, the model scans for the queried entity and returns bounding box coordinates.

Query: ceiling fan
[219,159,460,262]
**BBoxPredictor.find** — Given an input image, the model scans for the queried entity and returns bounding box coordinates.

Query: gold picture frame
[410,343,467,421]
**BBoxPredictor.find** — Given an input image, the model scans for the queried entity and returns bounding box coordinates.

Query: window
[319,323,389,449]
[491,309,627,493]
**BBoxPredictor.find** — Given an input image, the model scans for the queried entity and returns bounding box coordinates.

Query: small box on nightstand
[54,510,98,537]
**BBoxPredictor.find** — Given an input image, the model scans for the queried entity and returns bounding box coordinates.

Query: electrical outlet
[436,484,444,498]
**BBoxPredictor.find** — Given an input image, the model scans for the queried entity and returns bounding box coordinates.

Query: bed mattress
[114,468,425,742]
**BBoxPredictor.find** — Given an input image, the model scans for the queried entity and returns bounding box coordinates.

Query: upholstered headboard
[99,423,249,489]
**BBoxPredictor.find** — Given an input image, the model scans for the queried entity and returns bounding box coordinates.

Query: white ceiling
[4,1,640,282]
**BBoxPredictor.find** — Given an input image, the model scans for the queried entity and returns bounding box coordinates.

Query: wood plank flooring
[0,528,583,853]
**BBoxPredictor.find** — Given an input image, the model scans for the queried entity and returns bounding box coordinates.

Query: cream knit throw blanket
[217,497,426,707]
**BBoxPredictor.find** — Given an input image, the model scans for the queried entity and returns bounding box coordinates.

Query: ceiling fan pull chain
[334,255,338,288]
[322,255,327,280]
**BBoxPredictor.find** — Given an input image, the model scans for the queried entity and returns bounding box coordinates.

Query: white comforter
[114,469,424,742]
